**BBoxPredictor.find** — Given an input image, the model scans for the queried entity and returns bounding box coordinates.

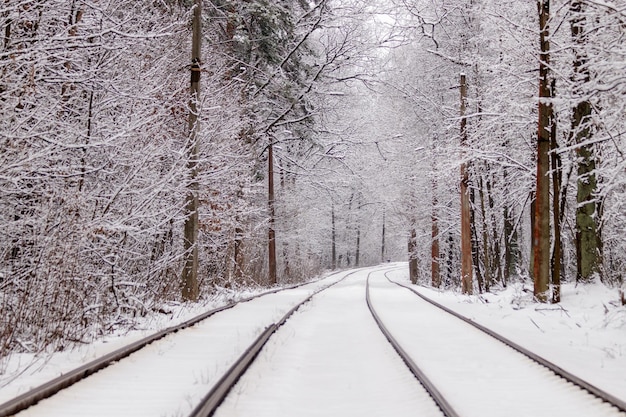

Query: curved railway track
[366,270,626,417]
[0,269,357,417]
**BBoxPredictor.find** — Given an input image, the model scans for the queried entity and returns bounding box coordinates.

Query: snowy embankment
[386,268,626,402]
[0,281,311,404]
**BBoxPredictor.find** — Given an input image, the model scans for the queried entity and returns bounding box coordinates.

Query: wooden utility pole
[268,141,277,285]
[533,0,552,302]
[182,0,202,301]
[460,73,473,295]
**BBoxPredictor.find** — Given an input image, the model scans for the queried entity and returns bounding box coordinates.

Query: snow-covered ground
[385,268,626,402]
[1,264,624,416]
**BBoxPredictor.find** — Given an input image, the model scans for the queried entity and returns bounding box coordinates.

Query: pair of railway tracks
[367,271,626,417]
[0,268,362,417]
[2,266,625,416]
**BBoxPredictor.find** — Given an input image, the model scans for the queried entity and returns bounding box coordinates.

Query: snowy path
[368,272,625,417]
[213,267,443,417]
[12,272,346,417]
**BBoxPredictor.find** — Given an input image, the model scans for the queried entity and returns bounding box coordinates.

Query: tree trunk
[431,191,441,288]
[550,80,561,303]
[460,73,473,295]
[280,166,291,279]
[355,227,361,267]
[345,193,355,267]
[182,0,202,301]
[571,0,600,284]
[479,175,491,292]
[486,177,503,286]
[3,8,11,49]
[234,226,245,280]
[381,210,386,262]
[431,137,441,288]
[533,0,552,303]
[503,205,515,285]
[268,141,277,285]
[446,230,455,287]
[503,168,519,286]
[331,204,336,269]
[470,185,484,294]
[408,227,418,284]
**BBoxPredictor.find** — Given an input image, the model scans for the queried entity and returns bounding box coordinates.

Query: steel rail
[365,273,460,417]
[0,273,341,417]
[386,272,626,415]
[188,267,364,417]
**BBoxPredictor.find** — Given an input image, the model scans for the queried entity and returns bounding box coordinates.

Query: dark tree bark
[460,73,473,295]
[503,168,520,286]
[431,192,441,287]
[550,79,562,303]
[479,175,490,292]
[470,184,484,294]
[571,0,601,284]
[355,227,361,267]
[533,0,552,303]
[381,210,386,262]
[331,204,336,269]
[268,141,277,285]
[182,0,202,301]
[409,227,418,284]
[486,177,503,287]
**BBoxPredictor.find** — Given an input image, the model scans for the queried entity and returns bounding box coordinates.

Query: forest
[1,0,625,358]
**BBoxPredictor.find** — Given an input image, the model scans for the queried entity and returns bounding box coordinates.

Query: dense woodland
[1,0,625,356]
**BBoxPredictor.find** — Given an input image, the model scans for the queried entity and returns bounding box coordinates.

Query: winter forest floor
[1,265,625,411]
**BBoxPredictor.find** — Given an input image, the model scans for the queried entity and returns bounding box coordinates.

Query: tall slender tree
[182,0,202,301]
[550,80,562,303]
[268,141,277,284]
[460,73,473,295]
[570,0,601,284]
[533,0,552,302]
[409,223,418,283]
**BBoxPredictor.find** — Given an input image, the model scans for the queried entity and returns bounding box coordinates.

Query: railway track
[5,265,623,417]
[383,271,626,414]
[0,269,357,417]
[165,266,626,417]
[366,270,626,417]
[211,265,444,417]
